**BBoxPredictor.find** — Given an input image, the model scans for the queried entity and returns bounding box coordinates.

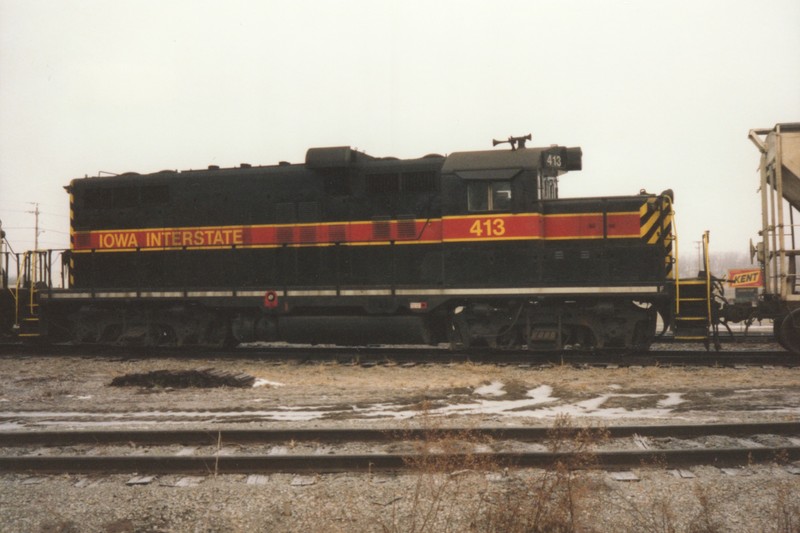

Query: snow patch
[474,381,506,397]
[253,378,285,388]
[657,393,686,407]
[526,385,556,402]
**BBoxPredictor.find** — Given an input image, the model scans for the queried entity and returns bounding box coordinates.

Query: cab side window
[467,181,511,212]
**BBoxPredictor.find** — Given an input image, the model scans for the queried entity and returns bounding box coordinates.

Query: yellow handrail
[13,253,25,326]
[703,230,711,325]
[12,251,42,327]
[662,196,680,315]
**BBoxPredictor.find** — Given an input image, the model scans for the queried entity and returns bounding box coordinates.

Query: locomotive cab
[434,143,672,350]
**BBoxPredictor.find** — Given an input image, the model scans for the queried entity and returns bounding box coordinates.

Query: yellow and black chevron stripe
[69,192,75,287]
[639,197,675,278]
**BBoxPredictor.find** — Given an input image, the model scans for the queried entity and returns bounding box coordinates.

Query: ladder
[14,251,44,340]
[672,232,720,349]
[673,278,711,343]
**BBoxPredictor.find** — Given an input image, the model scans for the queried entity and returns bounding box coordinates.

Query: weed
[376,413,606,533]
[767,483,800,533]
[686,485,724,533]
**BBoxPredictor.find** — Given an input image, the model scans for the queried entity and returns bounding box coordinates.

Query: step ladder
[672,231,720,350]
[14,251,44,341]
[673,278,712,344]
[18,294,40,339]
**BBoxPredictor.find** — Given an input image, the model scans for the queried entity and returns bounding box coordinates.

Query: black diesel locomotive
[7,136,680,350]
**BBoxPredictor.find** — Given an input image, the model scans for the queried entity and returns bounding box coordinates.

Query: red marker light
[264,290,279,308]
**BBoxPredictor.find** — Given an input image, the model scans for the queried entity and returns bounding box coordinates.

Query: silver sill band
[42,286,661,299]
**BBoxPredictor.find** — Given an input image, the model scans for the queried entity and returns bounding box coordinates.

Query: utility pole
[28,202,41,251]
[694,241,702,275]
[0,218,6,289]
[25,202,42,288]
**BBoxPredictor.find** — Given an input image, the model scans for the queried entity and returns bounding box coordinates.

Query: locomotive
[3,134,692,350]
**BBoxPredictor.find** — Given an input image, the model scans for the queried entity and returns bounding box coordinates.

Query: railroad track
[2,423,799,475]
[0,342,795,367]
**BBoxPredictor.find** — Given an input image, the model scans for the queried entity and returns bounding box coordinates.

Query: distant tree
[677,251,752,279]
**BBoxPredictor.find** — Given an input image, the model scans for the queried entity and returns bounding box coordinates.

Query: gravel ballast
[1,352,798,532]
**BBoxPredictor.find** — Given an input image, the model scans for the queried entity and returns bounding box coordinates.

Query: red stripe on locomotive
[442,214,541,241]
[72,211,642,252]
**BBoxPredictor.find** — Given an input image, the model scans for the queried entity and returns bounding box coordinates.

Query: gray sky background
[1,0,799,261]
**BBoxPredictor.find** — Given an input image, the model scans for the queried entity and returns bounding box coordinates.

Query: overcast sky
[1,0,799,261]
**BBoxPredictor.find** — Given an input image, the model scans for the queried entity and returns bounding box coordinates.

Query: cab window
[467,181,511,212]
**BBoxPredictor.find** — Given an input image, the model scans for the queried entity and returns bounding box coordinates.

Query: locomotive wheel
[447,313,471,350]
[631,317,656,351]
[488,326,521,349]
[778,311,800,354]
[773,315,790,351]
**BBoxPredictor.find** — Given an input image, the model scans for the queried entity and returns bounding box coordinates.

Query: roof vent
[305,147,375,169]
[208,165,220,170]
[240,163,252,169]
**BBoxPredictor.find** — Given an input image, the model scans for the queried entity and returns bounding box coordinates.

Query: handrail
[13,252,27,326]
[663,195,680,315]
[703,230,712,325]
[5,249,66,329]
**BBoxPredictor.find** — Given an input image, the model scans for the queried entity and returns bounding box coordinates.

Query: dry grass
[768,484,800,533]
[374,413,608,533]
[605,475,800,533]
[364,414,800,533]
[472,415,609,533]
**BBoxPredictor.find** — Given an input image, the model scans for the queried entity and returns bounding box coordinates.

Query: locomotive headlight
[565,147,582,171]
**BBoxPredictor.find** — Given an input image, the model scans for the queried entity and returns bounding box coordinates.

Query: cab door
[441,171,528,287]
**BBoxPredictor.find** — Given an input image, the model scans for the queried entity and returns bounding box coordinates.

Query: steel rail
[0,343,795,367]
[1,447,799,475]
[0,422,798,447]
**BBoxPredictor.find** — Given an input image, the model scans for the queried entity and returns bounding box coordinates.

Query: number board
[542,148,567,170]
